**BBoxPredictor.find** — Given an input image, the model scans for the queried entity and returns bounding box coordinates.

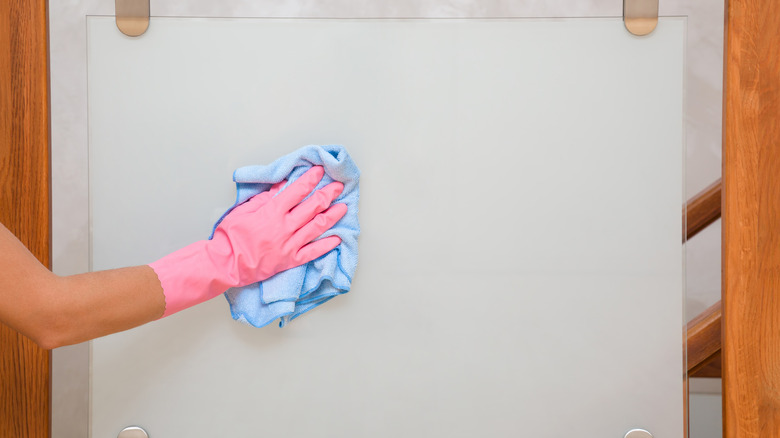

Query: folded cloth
[211,145,360,327]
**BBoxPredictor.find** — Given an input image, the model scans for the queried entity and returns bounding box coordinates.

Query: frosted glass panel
[88,17,684,437]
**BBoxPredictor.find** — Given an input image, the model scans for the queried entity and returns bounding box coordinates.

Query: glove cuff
[149,240,234,318]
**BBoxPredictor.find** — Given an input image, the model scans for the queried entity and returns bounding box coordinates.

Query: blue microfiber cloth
[210,145,360,327]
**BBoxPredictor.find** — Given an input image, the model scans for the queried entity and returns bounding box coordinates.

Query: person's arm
[0,224,165,349]
[0,166,346,349]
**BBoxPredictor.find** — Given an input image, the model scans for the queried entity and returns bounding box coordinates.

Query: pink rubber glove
[149,166,347,318]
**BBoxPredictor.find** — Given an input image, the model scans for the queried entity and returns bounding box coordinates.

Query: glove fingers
[288,181,343,226]
[275,166,325,212]
[230,180,287,216]
[294,235,342,266]
[290,203,348,251]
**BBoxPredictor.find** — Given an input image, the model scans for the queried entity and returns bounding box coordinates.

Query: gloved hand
[149,166,347,318]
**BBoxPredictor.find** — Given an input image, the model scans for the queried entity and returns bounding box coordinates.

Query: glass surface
[86,17,684,437]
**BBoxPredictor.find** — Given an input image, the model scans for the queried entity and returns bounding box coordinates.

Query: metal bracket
[624,429,653,438]
[115,0,150,37]
[117,426,149,438]
[623,0,659,36]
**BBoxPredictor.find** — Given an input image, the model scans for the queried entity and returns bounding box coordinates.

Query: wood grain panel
[723,0,780,435]
[685,178,722,242]
[0,0,52,437]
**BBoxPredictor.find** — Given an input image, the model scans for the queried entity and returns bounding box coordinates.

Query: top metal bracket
[115,0,150,37]
[114,1,656,38]
[624,0,659,36]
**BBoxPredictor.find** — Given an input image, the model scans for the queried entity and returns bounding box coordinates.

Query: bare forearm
[46,266,165,347]
[0,223,165,349]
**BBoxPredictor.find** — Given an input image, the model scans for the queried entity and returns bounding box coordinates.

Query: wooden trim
[686,300,722,376]
[685,178,722,242]
[723,0,780,435]
[0,0,52,437]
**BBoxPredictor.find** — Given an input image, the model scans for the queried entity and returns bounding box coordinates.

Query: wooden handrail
[682,179,723,378]
[684,178,722,242]
[687,300,722,376]
[690,351,722,378]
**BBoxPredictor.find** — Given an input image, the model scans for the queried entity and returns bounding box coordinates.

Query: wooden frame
[0,0,51,436]
[722,0,780,436]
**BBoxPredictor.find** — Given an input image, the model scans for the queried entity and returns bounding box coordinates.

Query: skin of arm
[0,222,165,349]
